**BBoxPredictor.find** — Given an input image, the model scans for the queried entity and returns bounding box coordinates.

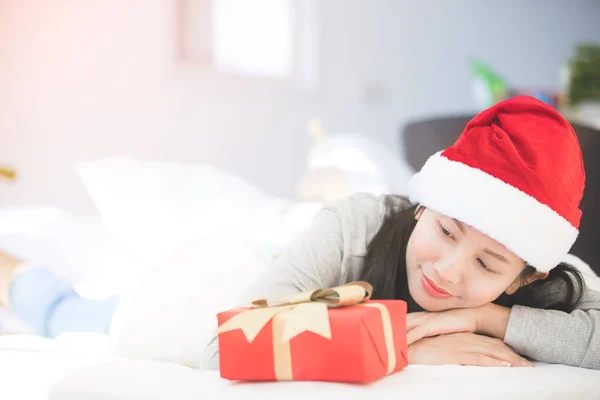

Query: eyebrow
[483,249,510,264]
[452,218,467,233]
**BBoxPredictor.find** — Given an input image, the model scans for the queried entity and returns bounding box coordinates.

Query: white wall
[316,0,600,168]
[1,0,599,212]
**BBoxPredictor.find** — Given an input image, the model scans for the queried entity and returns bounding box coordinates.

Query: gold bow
[219,282,397,380]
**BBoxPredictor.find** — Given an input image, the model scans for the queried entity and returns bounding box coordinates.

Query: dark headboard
[401,116,600,274]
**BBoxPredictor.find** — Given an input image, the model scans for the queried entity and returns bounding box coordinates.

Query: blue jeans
[9,267,119,338]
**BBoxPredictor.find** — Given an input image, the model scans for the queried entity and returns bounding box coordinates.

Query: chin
[407,276,456,312]
[414,296,453,312]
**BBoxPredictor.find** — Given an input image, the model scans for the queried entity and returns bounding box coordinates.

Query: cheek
[407,225,439,263]
[406,224,442,297]
[462,279,511,306]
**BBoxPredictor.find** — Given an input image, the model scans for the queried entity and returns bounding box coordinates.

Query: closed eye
[477,258,495,273]
[439,223,454,240]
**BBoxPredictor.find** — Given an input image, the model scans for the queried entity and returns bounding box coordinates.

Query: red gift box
[217,282,408,383]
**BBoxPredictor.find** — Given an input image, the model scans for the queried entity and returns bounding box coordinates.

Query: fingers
[406,310,475,345]
[406,312,428,331]
[407,325,427,346]
[493,349,535,368]
[406,312,430,345]
[460,353,513,367]
[474,336,535,367]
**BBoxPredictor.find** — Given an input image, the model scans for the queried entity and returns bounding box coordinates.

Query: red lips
[421,273,452,298]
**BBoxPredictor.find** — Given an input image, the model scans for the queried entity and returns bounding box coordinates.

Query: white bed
[1,161,599,399]
[1,348,118,400]
[46,360,600,400]
[2,339,600,400]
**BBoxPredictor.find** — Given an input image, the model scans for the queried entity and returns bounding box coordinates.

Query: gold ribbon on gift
[218,281,397,380]
[358,303,396,375]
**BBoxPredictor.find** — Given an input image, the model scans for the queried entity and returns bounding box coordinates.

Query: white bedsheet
[2,347,599,400]
[0,349,119,400]
[47,361,600,400]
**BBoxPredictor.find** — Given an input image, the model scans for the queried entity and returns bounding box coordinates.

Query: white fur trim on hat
[408,152,578,272]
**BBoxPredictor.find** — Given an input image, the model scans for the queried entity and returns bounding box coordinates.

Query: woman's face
[405,207,529,311]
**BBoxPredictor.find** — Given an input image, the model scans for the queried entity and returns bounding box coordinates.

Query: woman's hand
[408,332,534,367]
[406,304,511,345]
[407,308,478,345]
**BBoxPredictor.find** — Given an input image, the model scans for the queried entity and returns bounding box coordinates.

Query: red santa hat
[408,96,585,272]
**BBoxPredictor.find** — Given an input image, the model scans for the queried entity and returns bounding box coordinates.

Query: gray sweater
[202,193,600,370]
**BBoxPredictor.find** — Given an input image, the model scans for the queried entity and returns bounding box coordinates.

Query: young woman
[1,96,599,370]
[201,96,600,370]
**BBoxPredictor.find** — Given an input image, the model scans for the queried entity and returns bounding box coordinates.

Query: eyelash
[439,223,495,273]
[439,224,454,239]
[477,259,494,273]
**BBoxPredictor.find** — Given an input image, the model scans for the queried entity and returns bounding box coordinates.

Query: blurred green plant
[567,44,600,105]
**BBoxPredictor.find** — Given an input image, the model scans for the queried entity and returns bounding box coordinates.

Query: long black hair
[359,201,586,313]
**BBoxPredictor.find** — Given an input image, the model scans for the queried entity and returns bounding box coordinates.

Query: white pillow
[0,207,137,299]
[109,233,271,368]
[75,156,282,268]
[74,157,297,367]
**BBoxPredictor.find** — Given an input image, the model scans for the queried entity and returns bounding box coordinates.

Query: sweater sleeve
[200,204,346,370]
[504,286,600,369]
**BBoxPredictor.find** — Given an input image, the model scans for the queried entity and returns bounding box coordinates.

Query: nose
[433,251,467,284]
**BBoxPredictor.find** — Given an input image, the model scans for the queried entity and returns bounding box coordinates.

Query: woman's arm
[501,288,600,369]
[407,287,600,369]
[200,205,346,370]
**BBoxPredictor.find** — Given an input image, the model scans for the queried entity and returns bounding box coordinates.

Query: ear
[505,271,549,295]
[414,206,425,221]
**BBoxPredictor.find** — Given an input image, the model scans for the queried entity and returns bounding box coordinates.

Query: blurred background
[1,0,600,295]
[0,0,600,340]
[1,0,599,212]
